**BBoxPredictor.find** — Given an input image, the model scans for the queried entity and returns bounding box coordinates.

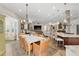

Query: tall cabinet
[0,15,5,55]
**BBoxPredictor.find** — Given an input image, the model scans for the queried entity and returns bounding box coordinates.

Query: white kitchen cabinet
[66,45,79,56]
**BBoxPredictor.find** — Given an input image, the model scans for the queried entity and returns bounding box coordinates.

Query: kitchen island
[56,32,79,45]
[19,33,49,56]
[56,32,79,56]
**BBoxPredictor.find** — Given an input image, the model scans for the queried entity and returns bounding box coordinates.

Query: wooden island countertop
[19,33,49,56]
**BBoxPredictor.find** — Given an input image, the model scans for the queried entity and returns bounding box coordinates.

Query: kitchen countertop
[25,35,48,44]
[19,34,49,44]
[56,32,79,37]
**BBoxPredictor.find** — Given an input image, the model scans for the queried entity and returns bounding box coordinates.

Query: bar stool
[55,37,64,47]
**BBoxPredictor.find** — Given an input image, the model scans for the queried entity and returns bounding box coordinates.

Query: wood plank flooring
[5,38,66,56]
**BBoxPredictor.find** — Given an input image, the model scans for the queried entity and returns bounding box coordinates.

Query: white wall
[0,5,19,40]
[71,19,79,25]
[0,5,19,19]
[5,16,19,40]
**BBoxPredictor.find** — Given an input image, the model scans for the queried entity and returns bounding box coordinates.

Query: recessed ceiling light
[38,9,40,12]
[19,9,22,12]
[52,6,56,10]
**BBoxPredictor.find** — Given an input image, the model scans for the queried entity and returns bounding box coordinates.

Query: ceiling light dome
[52,6,56,10]
[38,9,40,12]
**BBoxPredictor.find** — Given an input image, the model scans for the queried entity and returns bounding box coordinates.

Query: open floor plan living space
[0,3,79,56]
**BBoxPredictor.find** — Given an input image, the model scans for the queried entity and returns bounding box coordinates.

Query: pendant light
[64,3,70,25]
[26,4,28,23]
[24,3,29,33]
[64,3,71,33]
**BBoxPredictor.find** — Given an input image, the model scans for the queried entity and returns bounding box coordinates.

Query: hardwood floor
[48,38,65,56]
[5,38,66,56]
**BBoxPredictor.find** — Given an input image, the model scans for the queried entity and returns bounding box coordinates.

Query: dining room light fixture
[26,4,28,22]
[64,19,67,23]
